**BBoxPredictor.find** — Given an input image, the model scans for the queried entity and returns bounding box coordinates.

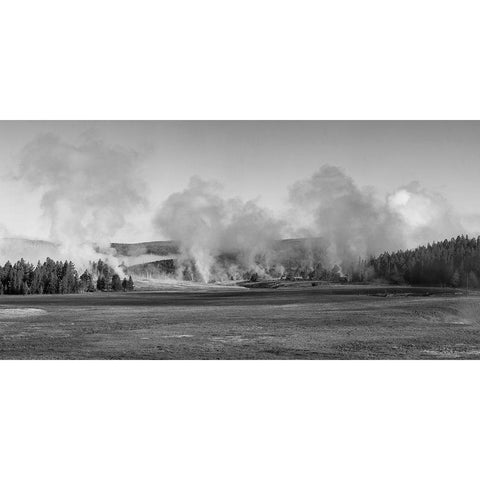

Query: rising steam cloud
[0,130,472,285]
[154,176,283,282]
[13,132,146,270]
[289,165,406,264]
[289,165,467,265]
[387,181,464,245]
[153,166,470,282]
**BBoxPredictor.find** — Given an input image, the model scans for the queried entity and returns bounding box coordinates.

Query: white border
[1,361,479,480]
[1,0,480,120]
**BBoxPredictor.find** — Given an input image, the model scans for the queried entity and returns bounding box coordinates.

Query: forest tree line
[2,235,480,293]
[0,257,134,295]
[349,235,480,288]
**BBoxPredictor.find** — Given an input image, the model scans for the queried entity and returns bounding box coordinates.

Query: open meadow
[1,285,480,359]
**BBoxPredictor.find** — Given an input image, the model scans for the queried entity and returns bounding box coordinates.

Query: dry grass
[0,287,479,359]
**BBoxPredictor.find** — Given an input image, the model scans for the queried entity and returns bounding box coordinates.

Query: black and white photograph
[1,121,480,359]
[2,2,480,479]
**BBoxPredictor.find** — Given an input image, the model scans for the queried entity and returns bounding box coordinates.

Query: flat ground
[1,285,480,359]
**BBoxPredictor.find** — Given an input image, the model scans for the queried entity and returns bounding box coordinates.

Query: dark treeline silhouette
[349,235,480,288]
[0,257,134,295]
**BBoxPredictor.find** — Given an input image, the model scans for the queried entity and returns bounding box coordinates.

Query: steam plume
[154,176,283,282]
[387,181,464,245]
[289,165,406,264]
[2,136,472,285]
[14,132,146,270]
[289,165,468,266]
[153,167,469,282]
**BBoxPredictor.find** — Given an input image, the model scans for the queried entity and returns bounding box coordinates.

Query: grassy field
[1,285,480,359]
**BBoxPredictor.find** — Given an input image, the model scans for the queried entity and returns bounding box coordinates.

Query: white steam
[1,134,473,285]
[154,177,283,282]
[153,167,471,281]
[387,181,464,246]
[13,132,146,270]
[289,165,406,264]
[289,165,468,265]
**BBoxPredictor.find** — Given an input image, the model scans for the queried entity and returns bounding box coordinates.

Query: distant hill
[0,237,58,249]
[112,237,325,258]
[0,238,61,264]
[125,259,177,277]
[122,237,329,280]
[1,237,325,260]
[1,237,328,280]
[111,240,180,257]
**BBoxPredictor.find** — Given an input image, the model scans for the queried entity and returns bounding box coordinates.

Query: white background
[1,1,480,479]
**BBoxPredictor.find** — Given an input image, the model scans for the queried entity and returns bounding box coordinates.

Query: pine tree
[111,274,122,291]
[80,270,95,292]
[97,276,106,291]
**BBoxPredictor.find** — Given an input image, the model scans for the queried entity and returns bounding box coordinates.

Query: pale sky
[1,121,479,242]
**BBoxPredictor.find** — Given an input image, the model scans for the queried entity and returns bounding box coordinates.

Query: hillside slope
[111,240,179,257]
